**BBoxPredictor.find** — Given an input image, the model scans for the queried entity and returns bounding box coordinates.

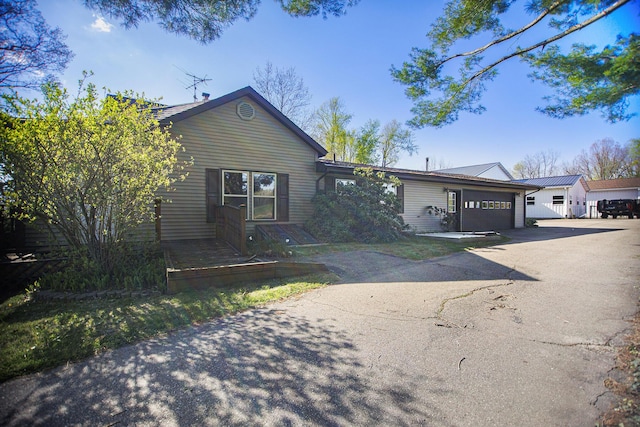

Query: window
[501,202,506,209]
[253,173,276,220]
[382,183,396,195]
[526,196,535,205]
[552,195,564,205]
[488,201,495,209]
[506,202,512,209]
[335,179,356,191]
[219,170,282,221]
[223,171,248,210]
[482,201,489,209]
[448,191,457,213]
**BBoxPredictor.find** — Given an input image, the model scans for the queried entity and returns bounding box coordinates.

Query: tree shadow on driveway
[304,250,537,284]
[0,308,454,426]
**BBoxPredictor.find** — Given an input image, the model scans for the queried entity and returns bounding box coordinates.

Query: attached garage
[460,190,514,231]
[316,160,540,233]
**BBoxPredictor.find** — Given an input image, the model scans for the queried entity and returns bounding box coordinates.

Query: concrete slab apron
[1,220,638,426]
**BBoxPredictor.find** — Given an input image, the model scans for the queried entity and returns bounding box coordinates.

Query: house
[585,177,640,218]
[155,86,327,242]
[316,160,539,233]
[151,87,541,238]
[434,162,514,181]
[511,175,588,219]
[11,87,542,253]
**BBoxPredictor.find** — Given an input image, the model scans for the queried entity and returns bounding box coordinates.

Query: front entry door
[447,190,461,231]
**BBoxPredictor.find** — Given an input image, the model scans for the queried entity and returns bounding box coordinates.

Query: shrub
[247,236,295,258]
[39,242,165,292]
[305,168,407,243]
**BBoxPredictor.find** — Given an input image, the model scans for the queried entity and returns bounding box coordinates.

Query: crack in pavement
[435,281,515,328]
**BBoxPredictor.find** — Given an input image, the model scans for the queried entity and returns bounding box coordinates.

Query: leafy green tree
[305,168,406,243]
[354,119,381,164]
[0,75,185,273]
[1,0,73,91]
[378,119,417,167]
[84,0,359,43]
[312,96,353,161]
[629,138,640,177]
[390,0,637,127]
[525,33,639,122]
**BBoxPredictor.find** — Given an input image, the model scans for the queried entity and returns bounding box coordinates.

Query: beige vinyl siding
[400,180,446,232]
[158,96,320,241]
[399,180,526,232]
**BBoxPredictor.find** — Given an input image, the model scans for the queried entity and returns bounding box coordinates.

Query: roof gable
[435,162,514,180]
[155,86,327,156]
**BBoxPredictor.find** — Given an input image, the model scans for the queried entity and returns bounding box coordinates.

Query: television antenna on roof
[175,66,212,102]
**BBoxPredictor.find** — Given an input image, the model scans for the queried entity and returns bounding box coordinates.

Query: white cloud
[91,15,113,33]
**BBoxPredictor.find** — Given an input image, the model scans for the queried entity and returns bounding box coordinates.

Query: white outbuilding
[512,175,588,219]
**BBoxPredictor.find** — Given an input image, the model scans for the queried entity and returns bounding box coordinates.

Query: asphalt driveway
[1,219,638,426]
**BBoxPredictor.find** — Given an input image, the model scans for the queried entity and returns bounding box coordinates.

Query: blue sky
[34,0,639,173]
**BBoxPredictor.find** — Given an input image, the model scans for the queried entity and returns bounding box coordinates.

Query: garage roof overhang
[316,159,541,192]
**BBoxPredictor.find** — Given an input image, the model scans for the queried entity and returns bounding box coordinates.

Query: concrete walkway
[1,219,638,426]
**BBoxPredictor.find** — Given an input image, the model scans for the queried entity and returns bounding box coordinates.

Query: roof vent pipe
[425,157,430,171]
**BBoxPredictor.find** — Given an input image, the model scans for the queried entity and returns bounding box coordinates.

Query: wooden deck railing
[216,205,247,255]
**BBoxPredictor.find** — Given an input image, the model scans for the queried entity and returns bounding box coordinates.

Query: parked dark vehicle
[597,199,639,219]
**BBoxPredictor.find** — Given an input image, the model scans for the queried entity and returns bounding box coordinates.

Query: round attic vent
[237,101,255,121]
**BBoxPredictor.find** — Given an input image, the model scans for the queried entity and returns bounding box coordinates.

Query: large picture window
[220,170,280,221]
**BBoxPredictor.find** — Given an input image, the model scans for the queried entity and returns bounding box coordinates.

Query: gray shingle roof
[152,100,208,122]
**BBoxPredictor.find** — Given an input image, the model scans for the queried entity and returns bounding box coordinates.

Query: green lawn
[0,234,507,383]
[0,274,333,382]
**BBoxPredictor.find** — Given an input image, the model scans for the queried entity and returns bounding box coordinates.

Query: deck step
[254,224,319,246]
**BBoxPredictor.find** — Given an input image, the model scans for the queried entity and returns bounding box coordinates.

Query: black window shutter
[397,183,404,214]
[277,173,289,222]
[325,176,336,193]
[206,168,220,223]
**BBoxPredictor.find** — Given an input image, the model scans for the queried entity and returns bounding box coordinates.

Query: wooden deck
[163,239,255,270]
[162,239,328,294]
